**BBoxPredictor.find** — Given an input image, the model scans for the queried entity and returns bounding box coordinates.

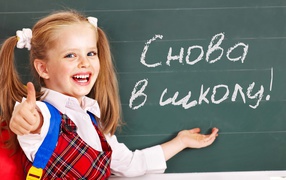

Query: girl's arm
[10,83,50,162]
[161,127,219,161]
[107,128,218,177]
[10,82,43,135]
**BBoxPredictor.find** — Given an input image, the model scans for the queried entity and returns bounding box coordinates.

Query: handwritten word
[140,33,249,67]
[129,78,267,110]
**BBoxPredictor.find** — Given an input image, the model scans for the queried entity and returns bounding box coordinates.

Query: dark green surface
[1,0,286,173]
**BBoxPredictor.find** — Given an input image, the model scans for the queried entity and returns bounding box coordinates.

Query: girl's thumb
[26,82,36,106]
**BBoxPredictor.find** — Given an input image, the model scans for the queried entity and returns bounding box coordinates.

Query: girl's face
[39,23,99,103]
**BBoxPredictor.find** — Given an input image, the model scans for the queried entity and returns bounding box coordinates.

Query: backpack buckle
[26,166,43,180]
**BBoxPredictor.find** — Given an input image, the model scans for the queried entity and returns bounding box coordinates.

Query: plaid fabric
[23,113,112,180]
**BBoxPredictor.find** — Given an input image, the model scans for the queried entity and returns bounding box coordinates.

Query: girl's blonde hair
[0,10,122,150]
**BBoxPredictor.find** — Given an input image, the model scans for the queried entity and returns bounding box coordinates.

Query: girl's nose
[78,56,90,68]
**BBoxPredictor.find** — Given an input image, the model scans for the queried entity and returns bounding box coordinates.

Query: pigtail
[93,28,122,135]
[0,36,27,150]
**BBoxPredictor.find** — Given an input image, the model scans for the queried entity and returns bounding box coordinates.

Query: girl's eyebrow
[60,47,79,51]
[89,46,98,50]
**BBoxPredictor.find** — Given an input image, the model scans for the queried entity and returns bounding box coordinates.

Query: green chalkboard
[1,0,286,173]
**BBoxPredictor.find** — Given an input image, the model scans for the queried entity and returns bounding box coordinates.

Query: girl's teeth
[74,75,89,78]
[73,74,90,82]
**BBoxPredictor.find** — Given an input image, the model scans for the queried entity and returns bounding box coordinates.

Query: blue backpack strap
[26,101,62,180]
[87,111,97,126]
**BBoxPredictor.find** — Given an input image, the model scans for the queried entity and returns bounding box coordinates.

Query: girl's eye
[64,53,76,58]
[87,51,97,56]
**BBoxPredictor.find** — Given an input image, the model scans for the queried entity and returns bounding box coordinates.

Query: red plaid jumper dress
[23,112,112,180]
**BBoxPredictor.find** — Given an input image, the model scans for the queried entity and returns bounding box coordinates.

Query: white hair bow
[87,17,98,28]
[16,28,32,50]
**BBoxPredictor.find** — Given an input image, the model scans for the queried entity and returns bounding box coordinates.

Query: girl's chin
[65,90,91,98]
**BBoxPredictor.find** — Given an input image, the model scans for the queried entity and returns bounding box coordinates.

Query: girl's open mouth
[72,74,90,83]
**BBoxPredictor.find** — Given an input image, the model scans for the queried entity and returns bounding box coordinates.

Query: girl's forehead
[51,23,97,42]
[49,23,97,50]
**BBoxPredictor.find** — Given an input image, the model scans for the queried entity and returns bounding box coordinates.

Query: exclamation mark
[265,67,273,101]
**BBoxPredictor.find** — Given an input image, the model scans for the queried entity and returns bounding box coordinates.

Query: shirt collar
[41,88,101,118]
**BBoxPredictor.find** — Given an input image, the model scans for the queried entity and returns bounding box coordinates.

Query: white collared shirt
[17,88,166,177]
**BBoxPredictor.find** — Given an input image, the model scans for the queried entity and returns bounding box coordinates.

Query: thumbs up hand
[10,82,43,135]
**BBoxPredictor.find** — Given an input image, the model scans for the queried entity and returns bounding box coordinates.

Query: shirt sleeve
[105,134,167,177]
[17,100,50,162]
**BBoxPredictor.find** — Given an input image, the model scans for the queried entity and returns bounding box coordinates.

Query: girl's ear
[34,59,49,79]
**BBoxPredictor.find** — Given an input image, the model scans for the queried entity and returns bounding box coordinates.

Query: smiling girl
[0,10,218,179]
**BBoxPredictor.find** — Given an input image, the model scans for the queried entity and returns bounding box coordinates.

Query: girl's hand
[178,127,219,149]
[161,127,219,161]
[9,82,43,135]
